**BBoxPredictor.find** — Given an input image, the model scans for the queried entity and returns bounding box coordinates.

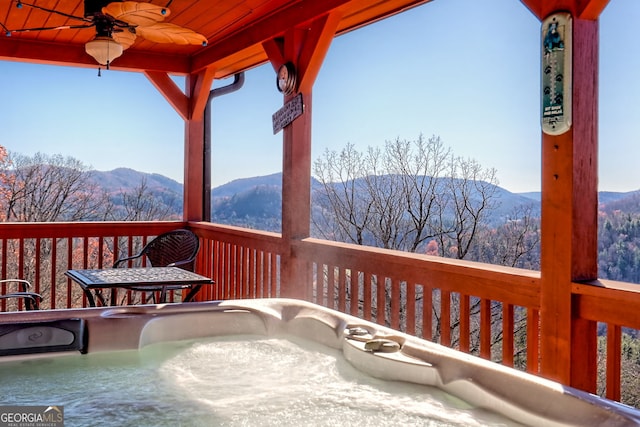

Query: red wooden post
[264,13,342,300]
[521,0,603,388]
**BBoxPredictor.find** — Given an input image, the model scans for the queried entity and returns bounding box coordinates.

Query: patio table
[65,267,213,307]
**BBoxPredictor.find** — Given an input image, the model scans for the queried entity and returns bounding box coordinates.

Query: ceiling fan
[3,0,207,67]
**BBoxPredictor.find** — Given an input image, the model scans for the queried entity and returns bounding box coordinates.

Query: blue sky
[1,0,639,193]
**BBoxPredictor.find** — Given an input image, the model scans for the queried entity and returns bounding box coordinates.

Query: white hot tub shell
[0,298,638,426]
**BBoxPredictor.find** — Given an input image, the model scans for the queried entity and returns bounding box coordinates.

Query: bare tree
[313,135,499,255]
[112,176,179,221]
[1,151,112,222]
[434,155,500,259]
[386,136,449,252]
[470,204,541,269]
[313,143,374,244]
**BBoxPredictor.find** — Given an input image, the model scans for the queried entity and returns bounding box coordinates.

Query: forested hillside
[598,192,640,283]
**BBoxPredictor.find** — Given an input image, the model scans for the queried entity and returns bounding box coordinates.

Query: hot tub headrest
[0,318,86,357]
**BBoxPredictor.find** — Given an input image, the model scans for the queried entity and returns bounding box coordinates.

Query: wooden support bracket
[145,66,216,122]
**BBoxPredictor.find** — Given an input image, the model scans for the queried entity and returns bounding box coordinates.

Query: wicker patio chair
[0,279,42,311]
[112,229,201,304]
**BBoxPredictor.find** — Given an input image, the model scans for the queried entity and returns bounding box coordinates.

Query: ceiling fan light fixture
[85,36,123,66]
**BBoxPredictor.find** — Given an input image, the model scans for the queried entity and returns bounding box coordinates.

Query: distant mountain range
[89,168,184,196]
[90,168,640,229]
[213,173,284,197]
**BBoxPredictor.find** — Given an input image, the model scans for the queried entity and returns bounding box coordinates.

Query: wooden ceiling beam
[0,38,96,68]
[108,51,190,75]
[191,0,350,73]
[0,38,191,73]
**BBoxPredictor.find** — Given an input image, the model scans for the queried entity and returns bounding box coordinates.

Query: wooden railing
[0,221,186,309]
[292,237,541,371]
[572,280,640,402]
[0,221,639,407]
[190,222,283,300]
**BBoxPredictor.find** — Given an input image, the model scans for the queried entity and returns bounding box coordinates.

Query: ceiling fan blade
[136,23,207,46]
[102,1,169,27]
[112,28,137,50]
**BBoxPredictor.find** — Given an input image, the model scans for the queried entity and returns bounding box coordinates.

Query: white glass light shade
[85,36,123,65]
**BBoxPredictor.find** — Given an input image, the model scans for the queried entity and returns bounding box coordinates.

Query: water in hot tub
[0,335,523,426]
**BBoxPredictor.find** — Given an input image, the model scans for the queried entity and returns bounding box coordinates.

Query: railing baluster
[98,237,104,269]
[327,265,335,310]
[232,244,239,299]
[222,241,228,299]
[527,308,539,373]
[66,237,73,308]
[50,238,57,310]
[406,282,415,335]
[338,267,346,313]
[1,239,6,312]
[214,240,222,299]
[236,243,242,298]
[606,324,622,402]
[350,269,358,317]
[459,294,470,352]
[441,290,451,346]
[237,245,244,298]
[422,285,433,341]
[35,237,41,295]
[391,278,400,330]
[270,252,278,297]
[376,274,385,326]
[259,249,266,299]
[363,271,372,321]
[503,303,514,367]
[249,248,256,298]
[18,238,24,279]
[480,298,491,359]
[243,246,249,298]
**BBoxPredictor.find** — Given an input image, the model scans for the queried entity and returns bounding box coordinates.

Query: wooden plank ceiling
[0,0,432,77]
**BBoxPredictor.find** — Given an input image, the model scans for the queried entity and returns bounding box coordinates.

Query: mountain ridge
[88,169,639,228]
[91,168,638,203]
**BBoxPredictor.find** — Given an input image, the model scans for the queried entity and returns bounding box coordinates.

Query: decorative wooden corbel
[263,10,342,96]
[144,66,216,122]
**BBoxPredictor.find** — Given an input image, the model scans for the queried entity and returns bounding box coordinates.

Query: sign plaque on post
[272,93,304,134]
[541,12,572,135]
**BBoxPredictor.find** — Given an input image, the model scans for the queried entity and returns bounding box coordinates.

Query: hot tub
[0,299,638,426]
